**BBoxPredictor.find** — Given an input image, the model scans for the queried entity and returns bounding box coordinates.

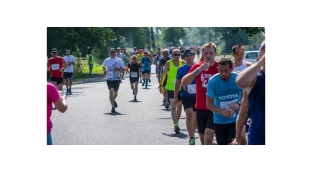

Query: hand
[114,67,120,71]
[159,86,164,94]
[198,62,209,72]
[221,109,234,118]
[60,94,66,101]
[230,138,240,145]
[247,118,251,123]
[174,97,178,105]
[231,102,240,112]
[59,69,63,72]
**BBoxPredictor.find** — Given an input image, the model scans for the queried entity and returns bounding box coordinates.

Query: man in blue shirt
[176,50,197,145]
[140,49,152,89]
[206,57,243,145]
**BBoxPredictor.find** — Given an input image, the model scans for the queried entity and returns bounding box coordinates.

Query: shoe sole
[175,127,180,134]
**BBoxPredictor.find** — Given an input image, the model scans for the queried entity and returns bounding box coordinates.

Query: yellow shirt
[136,54,143,61]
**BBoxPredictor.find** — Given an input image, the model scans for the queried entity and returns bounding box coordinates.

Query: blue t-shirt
[206,72,243,124]
[176,65,196,97]
[140,57,152,71]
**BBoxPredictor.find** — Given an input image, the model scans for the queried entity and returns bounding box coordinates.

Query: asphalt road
[51,55,218,145]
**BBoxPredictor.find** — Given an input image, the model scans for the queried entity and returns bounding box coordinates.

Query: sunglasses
[52,52,57,54]
[173,54,181,56]
[235,52,245,56]
[110,51,115,53]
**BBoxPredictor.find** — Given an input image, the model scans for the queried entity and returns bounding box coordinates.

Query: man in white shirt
[63,49,75,95]
[103,48,125,113]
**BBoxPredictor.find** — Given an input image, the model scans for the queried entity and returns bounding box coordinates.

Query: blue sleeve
[149,58,152,63]
[206,77,215,98]
[176,67,183,79]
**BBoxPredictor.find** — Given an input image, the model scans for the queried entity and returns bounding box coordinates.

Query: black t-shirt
[127,62,141,72]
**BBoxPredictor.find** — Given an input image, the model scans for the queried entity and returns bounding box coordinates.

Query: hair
[218,57,234,69]
[199,42,217,61]
[232,44,244,53]
[66,49,70,51]
[131,55,137,59]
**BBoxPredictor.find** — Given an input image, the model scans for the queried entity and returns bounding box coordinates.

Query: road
[51,55,218,145]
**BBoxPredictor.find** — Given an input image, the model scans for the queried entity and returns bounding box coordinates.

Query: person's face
[66,50,70,56]
[162,51,168,57]
[51,51,58,57]
[172,51,181,60]
[157,51,160,56]
[202,46,216,64]
[117,49,120,53]
[144,52,148,56]
[139,49,143,53]
[110,51,116,57]
[218,64,233,80]
[131,57,137,63]
[134,48,137,51]
[185,53,194,64]
[123,49,126,53]
[232,47,244,62]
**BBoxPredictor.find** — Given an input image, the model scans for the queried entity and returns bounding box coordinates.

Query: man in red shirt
[181,42,219,145]
[47,48,68,91]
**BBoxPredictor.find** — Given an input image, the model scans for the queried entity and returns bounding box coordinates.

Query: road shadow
[127,100,143,103]
[157,117,186,120]
[103,112,126,115]
[70,87,89,90]
[162,132,188,139]
[159,109,171,112]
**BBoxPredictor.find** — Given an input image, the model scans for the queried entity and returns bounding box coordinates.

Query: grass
[47,57,104,81]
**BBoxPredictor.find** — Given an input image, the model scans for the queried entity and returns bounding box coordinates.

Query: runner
[157,49,171,108]
[160,49,184,134]
[127,55,141,101]
[154,51,162,84]
[206,57,243,145]
[88,50,94,77]
[232,44,252,145]
[140,50,152,89]
[176,49,197,144]
[47,48,68,91]
[122,48,130,75]
[47,82,68,145]
[116,47,125,81]
[181,42,219,145]
[136,48,144,83]
[63,49,75,95]
[234,41,265,145]
[102,48,125,113]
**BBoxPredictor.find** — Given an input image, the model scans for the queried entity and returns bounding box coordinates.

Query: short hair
[218,57,233,69]
[202,42,217,53]
[232,44,244,53]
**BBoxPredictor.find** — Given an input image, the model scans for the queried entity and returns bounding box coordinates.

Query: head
[139,48,143,54]
[134,47,137,51]
[183,50,195,65]
[171,49,181,60]
[51,48,58,57]
[144,50,149,56]
[162,49,169,58]
[232,44,245,62]
[65,49,70,56]
[117,47,121,53]
[131,55,137,63]
[123,48,127,53]
[109,48,116,57]
[201,42,217,64]
[218,57,234,80]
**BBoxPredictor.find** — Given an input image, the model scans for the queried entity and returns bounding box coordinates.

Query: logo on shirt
[218,94,239,101]
[200,73,213,88]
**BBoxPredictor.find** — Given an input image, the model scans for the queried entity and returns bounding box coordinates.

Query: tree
[162,27,187,46]
[232,27,265,37]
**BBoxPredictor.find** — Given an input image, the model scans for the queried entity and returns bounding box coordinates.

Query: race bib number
[51,64,59,70]
[187,84,196,94]
[107,72,113,79]
[220,99,237,117]
[131,72,138,78]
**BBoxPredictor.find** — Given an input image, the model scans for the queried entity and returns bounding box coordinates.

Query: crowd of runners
[47,41,265,145]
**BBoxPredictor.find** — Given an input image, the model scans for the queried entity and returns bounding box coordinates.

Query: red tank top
[48,57,64,78]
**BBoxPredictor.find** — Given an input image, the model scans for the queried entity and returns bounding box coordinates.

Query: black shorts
[50,77,63,85]
[214,122,236,145]
[107,80,121,91]
[180,96,196,111]
[63,72,73,79]
[130,77,139,83]
[196,109,214,134]
[167,90,181,101]
[142,70,150,74]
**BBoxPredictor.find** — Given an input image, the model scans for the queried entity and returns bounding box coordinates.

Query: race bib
[51,64,59,70]
[131,72,138,78]
[107,72,113,79]
[187,84,196,94]
[220,99,237,117]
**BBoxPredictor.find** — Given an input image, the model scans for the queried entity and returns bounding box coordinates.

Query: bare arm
[174,79,181,99]
[206,96,224,114]
[160,62,170,86]
[236,55,265,89]
[235,90,248,142]
[53,97,68,113]
[62,58,68,69]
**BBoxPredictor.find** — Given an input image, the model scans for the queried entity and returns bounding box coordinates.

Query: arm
[235,90,248,143]
[62,58,68,69]
[53,97,68,113]
[102,60,106,75]
[206,79,228,115]
[48,84,67,113]
[181,64,203,86]
[236,55,265,89]
[88,55,92,64]
[160,62,170,86]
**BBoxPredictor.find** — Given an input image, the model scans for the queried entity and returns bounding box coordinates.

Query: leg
[57,78,63,91]
[184,108,195,138]
[176,92,182,121]
[228,122,237,145]
[109,88,115,107]
[214,124,229,145]
[169,98,178,125]
[196,109,207,145]
[204,110,215,145]
[69,73,73,90]
[47,133,53,145]
[134,82,138,96]
[240,125,247,145]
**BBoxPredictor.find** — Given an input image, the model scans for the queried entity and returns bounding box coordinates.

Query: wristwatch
[237,102,241,106]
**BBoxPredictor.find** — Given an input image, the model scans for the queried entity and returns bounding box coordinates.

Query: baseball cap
[52,48,58,52]
[117,47,121,50]
[144,49,149,53]
[110,48,115,52]
[183,50,194,57]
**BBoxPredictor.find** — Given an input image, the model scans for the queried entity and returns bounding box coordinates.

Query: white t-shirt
[102,57,125,80]
[115,53,123,59]
[63,55,75,73]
